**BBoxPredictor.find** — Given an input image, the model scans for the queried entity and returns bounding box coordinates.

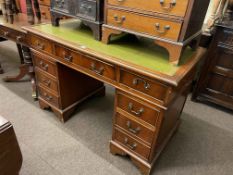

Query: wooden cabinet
[102,0,210,65]
[50,0,104,40]
[193,23,233,110]
[38,0,51,20]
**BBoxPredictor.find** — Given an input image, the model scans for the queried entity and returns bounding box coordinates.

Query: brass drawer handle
[155,23,170,34]
[160,0,176,10]
[124,138,137,150]
[55,0,65,8]
[90,63,104,75]
[133,78,150,90]
[126,121,141,134]
[114,15,126,24]
[35,41,45,50]
[80,4,92,12]
[116,0,125,2]
[128,102,144,116]
[39,61,49,71]
[42,79,51,87]
[63,52,73,62]
[43,92,53,101]
[16,36,23,42]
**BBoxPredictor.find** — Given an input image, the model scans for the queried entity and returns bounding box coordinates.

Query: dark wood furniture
[0,115,23,175]
[0,13,48,98]
[193,23,233,110]
[102,0,210,65]
[24,20,206,175]
[50,0,104,40]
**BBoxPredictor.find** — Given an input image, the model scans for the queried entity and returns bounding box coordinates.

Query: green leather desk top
[29,20,195,77]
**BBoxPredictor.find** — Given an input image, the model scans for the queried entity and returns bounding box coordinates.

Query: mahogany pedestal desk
[0,13,46,98]
[24,20,206,175]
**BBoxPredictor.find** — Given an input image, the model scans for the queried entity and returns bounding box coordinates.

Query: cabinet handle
[35,41,45,50]
[114,15,126,24]
[155,23,170,34]
[117,0,125,2]
[42,79,51,87]
[160,0,176,10]
[128,102,144,116]
[39,61,49,71]
[126,121,141,134]
[43,92,52,101]
[90,63,104,75]
[124,138,137,150]
[16,36,23,42]
[132,78,150,90]
[63,52,73,62]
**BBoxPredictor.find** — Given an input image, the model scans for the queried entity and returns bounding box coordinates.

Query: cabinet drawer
[40,4,51,20]
[106,8,182,41]
[30,35,53,54]
[0,27,26,44]
[77,0,97,21]
[35,68,59,94]
[107,0,189,17]
[115,113,155,145]
[79,54,116,81]
[33,54,57,77]
[219,28,233,47]
[117,92,160,126]
[120,70,169,103]
[114,127,151,160]
[51,0,70,13]
[215,44,233,70]
[38,86,60,108]
[38,0,50,6]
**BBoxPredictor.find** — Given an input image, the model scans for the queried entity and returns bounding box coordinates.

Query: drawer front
[40,5,51,20]
[120,70,169,102]
[114,128,151,160]
[219,28,233,47]
[77,0,97,21]
[30,35,53,54]
[38,86,60,107]
[51,0,70,13]
[35,68,59,94]
[117,92,160,126]
[0,27,26,44]
[115,113,155,145]
[38,0,51,6]
[79,55,116,81]
[107,0,189,17]
[33,54,57,77]
[215,44,233,70]
[106,8,182,41]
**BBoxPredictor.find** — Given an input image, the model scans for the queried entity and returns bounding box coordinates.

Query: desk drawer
[35,68,59,94]
[115,113,155,145]
[38,86,60,108]
[30,35,53,54]
[79,54,116,81]
[107,0,189,17]
[77,0,97,21]
[33,54,57,77]
[40,4,51,20]
[106,8,182,41]
[0,27,26,44]
[117,92,160,126]
[114,127,151,160]
[38,0,50,6]
[120,70,169,103]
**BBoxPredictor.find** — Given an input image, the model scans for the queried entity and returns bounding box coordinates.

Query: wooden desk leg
[0,63,3,74]
[3,45,37,99]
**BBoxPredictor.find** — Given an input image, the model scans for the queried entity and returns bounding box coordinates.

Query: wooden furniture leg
[26,0,35,24]
[3,45,37,98]
[101,26,123,44]
[5,0,14,24]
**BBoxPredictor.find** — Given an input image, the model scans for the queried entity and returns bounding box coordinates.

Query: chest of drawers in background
[38,0,51,20]
[50,0,104,40]
[102,0,210,65]
[192,23,233,110]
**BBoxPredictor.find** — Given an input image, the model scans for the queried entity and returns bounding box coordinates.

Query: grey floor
[0,41,233,175]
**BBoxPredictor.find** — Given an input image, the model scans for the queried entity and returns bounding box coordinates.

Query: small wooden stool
[0,115,23,175]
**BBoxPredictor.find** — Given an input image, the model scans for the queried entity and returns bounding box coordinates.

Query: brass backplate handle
[160,0,176,10]
[91,63,104,75]
[124,138,137,150]
[155,23,170,34]
[63,52,73,62]
[128,102,144,116]
[39,61,48,71]
[126,121,141,134]
[133,78,150,90]
[114,15,126,24]
[35,41,45,50]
